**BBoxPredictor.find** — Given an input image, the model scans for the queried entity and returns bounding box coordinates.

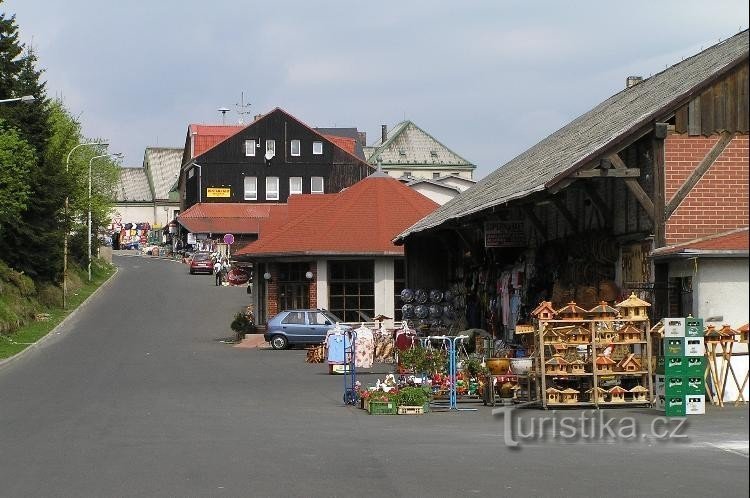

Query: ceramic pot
[510,357,533,374]
[486,358,511,375]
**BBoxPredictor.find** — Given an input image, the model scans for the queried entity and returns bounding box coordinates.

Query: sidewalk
[233,334,269,349]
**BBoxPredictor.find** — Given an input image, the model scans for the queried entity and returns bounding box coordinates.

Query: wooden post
[652,123,668,248]
[591,321,599,408]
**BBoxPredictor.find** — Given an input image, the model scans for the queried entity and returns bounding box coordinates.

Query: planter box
[367,401,397,415]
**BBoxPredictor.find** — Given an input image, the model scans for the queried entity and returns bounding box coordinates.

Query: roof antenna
[236,91,252,125]
[217,107,229,125]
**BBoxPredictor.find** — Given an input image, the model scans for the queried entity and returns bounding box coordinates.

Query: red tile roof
[652,227,749,258]
[190,125,244,157]
[177,203,283,234]
[323,134,357,155]
[236,174,438,257]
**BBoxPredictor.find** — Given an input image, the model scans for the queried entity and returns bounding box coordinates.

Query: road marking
[707,441,749,458]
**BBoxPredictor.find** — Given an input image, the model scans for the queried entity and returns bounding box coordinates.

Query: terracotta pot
[486,358,510,375]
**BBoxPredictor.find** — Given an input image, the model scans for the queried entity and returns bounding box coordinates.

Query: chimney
[626,76,643,88]
[381,124,388,143]
[357,131,367,147]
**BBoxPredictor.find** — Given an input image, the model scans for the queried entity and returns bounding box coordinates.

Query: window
[290,139,301,156]
[328,260,375,322]
[266,139,276,156]
[430,150,438,158]
[289,177,302,195]
[312,141,323,155]
[308,312,330,326]
[399,149,407,156]
[282,311,305,325]
[266,176,279,200]
[244,176,257,200]
[311,177,324,194]
[433,172,440,179]
[245,139,256,156]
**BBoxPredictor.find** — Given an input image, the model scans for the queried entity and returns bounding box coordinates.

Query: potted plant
[399,346,427,374]
[395,386,430,414]
[462,356,488,380]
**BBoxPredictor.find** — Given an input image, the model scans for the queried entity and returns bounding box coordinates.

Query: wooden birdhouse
[719,324,738,344]
[615,293,651,321]
[616,323,643,343]
[568,359,586,374]
[532,301,557,321]
[586,386,608,403]
[552,343,569,354]
[561,388,580,404]
[739,323,749,343]
[616,353,642,372]
[588,301,619,319]
[595,354,616,373]
[546,387,562,404]
[556,301,587,321]
[629,385,649,402]
[608,385,627,403]
[704,324,723,344]
[545,354,569,374]
[565,325,591,344]
[542,324,564,344]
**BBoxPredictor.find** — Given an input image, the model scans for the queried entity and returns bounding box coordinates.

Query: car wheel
[270,335,288,350]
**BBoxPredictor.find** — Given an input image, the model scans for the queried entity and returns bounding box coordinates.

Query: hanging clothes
[354,325,374,369]
[326,330,350,365]
[374,325,395,364]
[499,272,511,327]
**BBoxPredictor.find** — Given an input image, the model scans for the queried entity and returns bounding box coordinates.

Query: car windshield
[193,253,210,261]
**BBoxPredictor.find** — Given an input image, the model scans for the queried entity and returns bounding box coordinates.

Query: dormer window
[399,149,406,156]
[430,150,438,158]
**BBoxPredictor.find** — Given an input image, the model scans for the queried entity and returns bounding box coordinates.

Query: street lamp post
[64,142,107,308]
[88,153,122,281]
[0,95,35,104]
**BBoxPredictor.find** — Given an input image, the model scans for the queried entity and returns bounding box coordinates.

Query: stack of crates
[662,317,706,416]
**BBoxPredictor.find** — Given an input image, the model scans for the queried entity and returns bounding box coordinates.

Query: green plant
[396,386,429,407]
[230,312,256,340]
[463,356,488,379]
[399,346,427,373]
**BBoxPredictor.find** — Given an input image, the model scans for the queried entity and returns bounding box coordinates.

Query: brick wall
[309,263,317,308]
[664,133,749,245]
[266,266,278,318]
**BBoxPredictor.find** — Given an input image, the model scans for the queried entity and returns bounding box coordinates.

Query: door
[280,311,307,344]
[306,311,332,343]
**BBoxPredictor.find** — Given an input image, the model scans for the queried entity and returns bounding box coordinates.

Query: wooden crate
[397,405,425,415]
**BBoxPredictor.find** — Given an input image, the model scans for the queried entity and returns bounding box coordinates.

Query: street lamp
[88,152,122,281]
[63,141,108,308]
[0,95,35,104]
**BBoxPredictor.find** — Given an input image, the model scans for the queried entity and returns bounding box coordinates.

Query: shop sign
[484,220,526,247]
[206,187,231,198]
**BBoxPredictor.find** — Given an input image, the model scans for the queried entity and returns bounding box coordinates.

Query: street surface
[0,254,747,497]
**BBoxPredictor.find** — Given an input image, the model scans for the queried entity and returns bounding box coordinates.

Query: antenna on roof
[236,91,252,125]
[218,107,230,125]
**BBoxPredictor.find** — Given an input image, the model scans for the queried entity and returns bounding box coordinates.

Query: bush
[230,312,256,339]
[395,386,430,407]
[37,283,63,308]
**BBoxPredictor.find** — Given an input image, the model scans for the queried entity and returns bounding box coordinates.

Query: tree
[0,7,23,102]
[0,120,35,230]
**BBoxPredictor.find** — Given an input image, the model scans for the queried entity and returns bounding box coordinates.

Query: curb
[0,267,120,370]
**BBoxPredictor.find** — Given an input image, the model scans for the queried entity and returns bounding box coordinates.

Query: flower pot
[486,358,510,375]
[510,357,533,374]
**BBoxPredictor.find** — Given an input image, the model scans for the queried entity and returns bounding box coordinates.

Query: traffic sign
[223,233,235,245]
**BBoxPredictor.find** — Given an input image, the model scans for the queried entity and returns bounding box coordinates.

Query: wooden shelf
[544,373,593,377]
[596,371,649,376]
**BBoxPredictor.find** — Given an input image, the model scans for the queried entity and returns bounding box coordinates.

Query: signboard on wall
[484,220,526,247]
[206,187,231,198]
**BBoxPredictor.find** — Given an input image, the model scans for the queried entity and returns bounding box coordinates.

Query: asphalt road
[1,254,748,497]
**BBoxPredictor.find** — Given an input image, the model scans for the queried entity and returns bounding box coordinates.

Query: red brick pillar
[266,265,279,317]
[308,263,317,308]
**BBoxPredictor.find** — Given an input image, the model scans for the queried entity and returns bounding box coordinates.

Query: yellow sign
[206,187,231,198]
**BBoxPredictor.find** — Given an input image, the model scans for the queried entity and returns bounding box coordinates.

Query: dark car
[189,252,214,274]
[264,309,349,350]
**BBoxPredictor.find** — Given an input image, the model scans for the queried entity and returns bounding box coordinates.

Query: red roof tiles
[236,175,438,257]
[177,203,284,234]
[652,227,749,257]
[323,135,357,155]
[190,125,244,157]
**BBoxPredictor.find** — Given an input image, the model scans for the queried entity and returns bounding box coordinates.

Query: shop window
[311,176,324,194]
[313,141,323,155]
[266,177,279,200]
[245,139,256,156]
[329,260,375,322]
[244,176,257,200]
[289,177,302,195]
[290,139,301,156]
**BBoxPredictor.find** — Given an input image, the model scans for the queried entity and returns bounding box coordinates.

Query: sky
[4,1,749,179]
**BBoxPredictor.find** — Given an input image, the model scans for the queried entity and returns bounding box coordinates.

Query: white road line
[707,441,750,458]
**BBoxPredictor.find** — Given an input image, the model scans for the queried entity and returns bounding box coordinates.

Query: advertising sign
[206,187,231,198]
[484,220,526,247]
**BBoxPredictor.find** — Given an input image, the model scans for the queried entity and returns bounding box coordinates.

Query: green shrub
[395,386,430,407]
[230,312,256,339]
[37,283,63,308]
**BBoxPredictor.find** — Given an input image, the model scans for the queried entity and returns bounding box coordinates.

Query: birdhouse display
[704,325,723,344]
[532,301,557,321]
[629,385,649,402]
[718,324,738,344]
[740,323,749,343]
[595,354,616,373]
[556,301,588,321]
[616,323,643,343]
[588,301,619,319]
[608,386,627,403]
[531,299,653,408]
[615,293,651,321]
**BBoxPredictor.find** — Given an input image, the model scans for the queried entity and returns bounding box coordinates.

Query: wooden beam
[666,131,733,218]
[607,153,655,220]
[580,182,611,227]
[688,97,702,136]
[652,123,668,248]
[573,168,641,178]
[550,195,578,231]
[521,205,546,240]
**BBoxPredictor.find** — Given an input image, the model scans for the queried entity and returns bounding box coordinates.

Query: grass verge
[0,263,116,360]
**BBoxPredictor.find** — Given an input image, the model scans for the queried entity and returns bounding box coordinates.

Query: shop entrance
[278,262,311,310]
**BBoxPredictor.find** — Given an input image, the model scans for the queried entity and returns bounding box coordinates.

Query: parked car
[264,309,349,350]
[189,252,214,274]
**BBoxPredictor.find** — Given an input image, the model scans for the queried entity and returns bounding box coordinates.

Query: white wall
[374,258,395,321]
[316,258,328,309]
[408,183,457,205]
[153,202,180,228]
[111,205,155,226]
[386,169,472,181]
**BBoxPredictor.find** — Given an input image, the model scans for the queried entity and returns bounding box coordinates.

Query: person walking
[221,258,230,285]
[214,259,223,286]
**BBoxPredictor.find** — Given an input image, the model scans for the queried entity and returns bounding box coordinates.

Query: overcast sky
[5,1,748,178]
